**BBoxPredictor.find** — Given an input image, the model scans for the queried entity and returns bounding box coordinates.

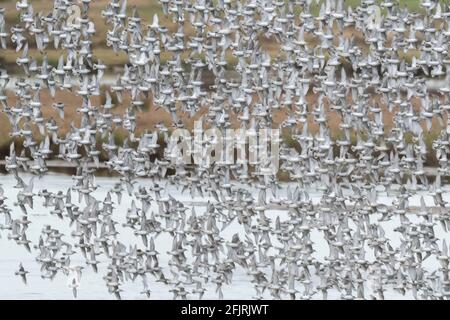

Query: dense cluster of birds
[0,0,450,299]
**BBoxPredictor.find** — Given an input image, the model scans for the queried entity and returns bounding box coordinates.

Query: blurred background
[0,0,428,72]
[0,0,447,174]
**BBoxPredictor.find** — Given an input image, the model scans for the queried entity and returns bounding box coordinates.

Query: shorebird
[0,0,450,301]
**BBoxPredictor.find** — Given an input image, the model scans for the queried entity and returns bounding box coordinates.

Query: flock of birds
[0,0,450,300]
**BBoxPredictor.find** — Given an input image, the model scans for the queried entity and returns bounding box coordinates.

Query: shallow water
[0,173,447,299]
